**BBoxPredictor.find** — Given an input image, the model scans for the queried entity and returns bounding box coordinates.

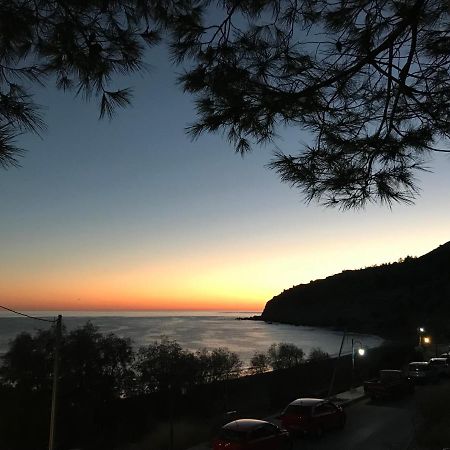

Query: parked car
[364,369,414,400]
[407,362,439,383]
[279,398,345,436]
[428,358,450,377]
[439,353,450,364]
[213,419,292,450]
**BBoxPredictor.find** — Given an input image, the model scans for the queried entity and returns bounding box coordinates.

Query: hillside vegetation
[261,241,450,338]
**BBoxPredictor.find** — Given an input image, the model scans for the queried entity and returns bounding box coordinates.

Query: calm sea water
[0,310,383,364]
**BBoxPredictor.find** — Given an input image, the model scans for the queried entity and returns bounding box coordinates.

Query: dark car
[407,362,439,383]
[364,369,415,400]
[213,419,292,450]
[279,398,345,436]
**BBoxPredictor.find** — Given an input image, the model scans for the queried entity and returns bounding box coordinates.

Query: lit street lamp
[418,327,426,346]
[351,339,365,391]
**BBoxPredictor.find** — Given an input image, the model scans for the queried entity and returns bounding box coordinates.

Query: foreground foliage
[0,323,243,449]
[1,0,449,208]
[250,342,329,373]
[0,323,243,397]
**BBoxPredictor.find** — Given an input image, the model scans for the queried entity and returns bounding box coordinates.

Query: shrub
[268,343,304,370]
[195,348,242,382]
[249,352,270,374]
[308,347,330,362]
[134,337,199,393]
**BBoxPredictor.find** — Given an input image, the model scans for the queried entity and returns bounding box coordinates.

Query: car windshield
[285,404,313,415]
[218,428,247,442]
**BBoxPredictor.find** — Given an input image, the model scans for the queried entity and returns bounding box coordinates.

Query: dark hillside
[261,241,450,338]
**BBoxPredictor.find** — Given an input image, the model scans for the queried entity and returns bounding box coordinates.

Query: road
[287,385,440,450]
[188,382,446,450]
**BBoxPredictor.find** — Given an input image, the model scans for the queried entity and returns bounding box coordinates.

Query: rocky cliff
[261,241,450,337]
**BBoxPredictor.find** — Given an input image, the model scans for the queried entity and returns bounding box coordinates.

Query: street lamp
[418,327,425,346]
[351,339,365,391]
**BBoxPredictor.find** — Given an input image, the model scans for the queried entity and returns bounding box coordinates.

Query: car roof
[223,419,270,431]
[289,398,324,406]
[409,361,428,366]
[380,369,402,373]
[429,358,447,362]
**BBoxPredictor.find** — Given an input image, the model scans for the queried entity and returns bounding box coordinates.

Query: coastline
[0,312,384,364]
[236,314,401,341]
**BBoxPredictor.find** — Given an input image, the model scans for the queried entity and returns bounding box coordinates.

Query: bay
[0,310,384,365]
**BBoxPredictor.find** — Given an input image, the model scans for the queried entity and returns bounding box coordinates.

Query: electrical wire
[0,305,56,323]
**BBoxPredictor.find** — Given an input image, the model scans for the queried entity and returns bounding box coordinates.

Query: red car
[279,398,346,436]
[213,419,292,450]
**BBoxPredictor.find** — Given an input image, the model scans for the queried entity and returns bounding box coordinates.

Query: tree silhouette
[175,0,450,208]
[268,342,304,369]
[1,0,449,208]
[0,0,191,167]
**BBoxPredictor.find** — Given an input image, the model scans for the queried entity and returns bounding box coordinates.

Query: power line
[0,305,56,323]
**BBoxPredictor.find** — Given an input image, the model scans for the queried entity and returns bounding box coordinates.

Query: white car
[407,362,439,383]
[429,358,450,377]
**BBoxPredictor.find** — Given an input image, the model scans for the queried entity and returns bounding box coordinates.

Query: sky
[1,45,449,312]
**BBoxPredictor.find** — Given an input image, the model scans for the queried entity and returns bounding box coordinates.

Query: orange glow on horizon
[2,233,448,312]
[1,298,266,312]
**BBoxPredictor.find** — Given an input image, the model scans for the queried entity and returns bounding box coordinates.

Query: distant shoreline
[236,314,263,321]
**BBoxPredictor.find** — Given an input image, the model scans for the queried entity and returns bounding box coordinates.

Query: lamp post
[418,327,425,347]
[351,339,365,391]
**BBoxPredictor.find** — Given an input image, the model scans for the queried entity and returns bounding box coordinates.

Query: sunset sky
[1,45,449,312]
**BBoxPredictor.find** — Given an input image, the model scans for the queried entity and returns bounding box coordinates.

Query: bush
[268,343,304,370]
[249,352,270,374]
[134,337,199,393]
[0,322,135,450]
[195,347,242,382]
[0,322,134,400]
[134,340,243,393]
[308,347,330,362]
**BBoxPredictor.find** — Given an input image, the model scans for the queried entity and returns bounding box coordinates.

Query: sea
[0,310,384,365]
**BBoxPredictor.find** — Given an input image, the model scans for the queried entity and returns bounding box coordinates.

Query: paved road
[286,385,439,450]
[189,382,446,450]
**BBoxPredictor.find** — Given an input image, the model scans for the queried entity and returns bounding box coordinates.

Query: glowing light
[358,348,365,356]
[423,336,431,344]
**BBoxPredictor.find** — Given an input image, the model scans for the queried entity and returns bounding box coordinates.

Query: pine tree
[175,0,450,208]
[0,0,191,166]
[1,0,449,208]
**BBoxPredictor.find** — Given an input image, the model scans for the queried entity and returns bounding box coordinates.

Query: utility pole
[49,315,62,450]
[327,330,346,398]
[169,384,174,450]
[351,339,355,391]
